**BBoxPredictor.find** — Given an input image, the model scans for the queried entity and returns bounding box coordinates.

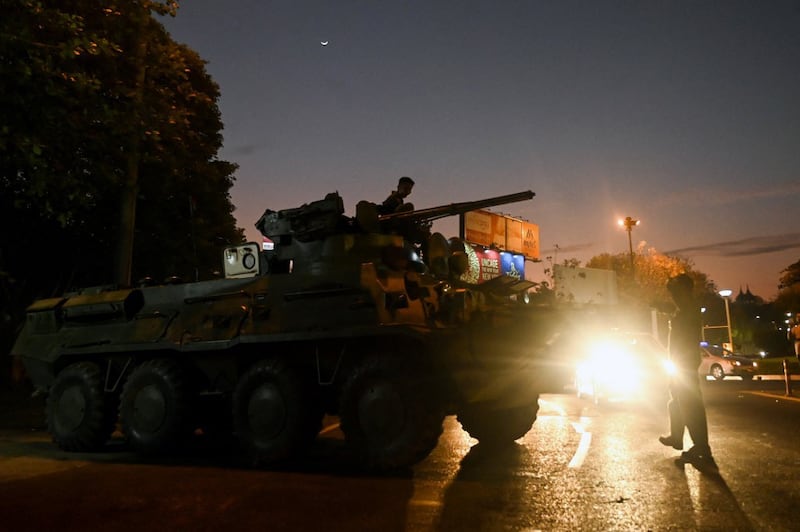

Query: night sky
[162,1,800,299]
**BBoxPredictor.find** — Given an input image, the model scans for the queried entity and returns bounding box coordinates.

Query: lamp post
[700,307,707,341]
[618,216,639,274]
[719,289,734,352]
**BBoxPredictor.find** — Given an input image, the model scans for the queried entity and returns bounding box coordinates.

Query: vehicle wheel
[233,359,322,467]
[710,364,725,381]
[119,359,192,453]
[46,362,117,451]
[457,398,539,446]
[339,357,445,471]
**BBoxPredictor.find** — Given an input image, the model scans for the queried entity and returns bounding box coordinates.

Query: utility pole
[618,216,639,276]
[719,289,734,351]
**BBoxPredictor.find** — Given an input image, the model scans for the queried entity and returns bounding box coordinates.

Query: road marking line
[568,421,591,469]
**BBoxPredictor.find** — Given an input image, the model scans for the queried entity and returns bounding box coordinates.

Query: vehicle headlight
[663,359,677,376]
[583,340,636,383]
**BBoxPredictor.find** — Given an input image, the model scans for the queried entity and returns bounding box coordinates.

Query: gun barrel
[379,190,535,223]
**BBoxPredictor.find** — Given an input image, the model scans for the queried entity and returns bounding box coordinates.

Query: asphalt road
[1,377,799,531]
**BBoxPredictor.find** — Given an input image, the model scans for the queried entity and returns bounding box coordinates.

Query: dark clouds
[541,243,594,255]
[666,233,800,257]
[655,182,800,209]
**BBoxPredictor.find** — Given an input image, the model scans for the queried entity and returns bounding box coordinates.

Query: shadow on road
[435,442,533,530]
[671,457,756,532]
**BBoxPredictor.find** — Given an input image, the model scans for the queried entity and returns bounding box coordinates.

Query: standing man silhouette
[659,273,717,471]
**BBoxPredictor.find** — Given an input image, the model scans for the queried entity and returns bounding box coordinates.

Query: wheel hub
[56,385,86,432]
[248,383,286,439]
[358,382,405,443]
[132,384,166,433]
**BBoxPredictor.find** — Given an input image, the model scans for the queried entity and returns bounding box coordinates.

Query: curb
[744,391,800,404]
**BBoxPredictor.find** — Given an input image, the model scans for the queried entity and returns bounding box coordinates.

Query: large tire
[47,362,116,451]
[119,359,192,453]
[232,359,322,467]
[339,357,445,471]
[457,398,540,446]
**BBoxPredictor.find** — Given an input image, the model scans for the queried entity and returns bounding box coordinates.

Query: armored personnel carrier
[11,190,565,470]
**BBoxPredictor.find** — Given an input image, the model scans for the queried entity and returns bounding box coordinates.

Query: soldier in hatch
[378,176,415,215]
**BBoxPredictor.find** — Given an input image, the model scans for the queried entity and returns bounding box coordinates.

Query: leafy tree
[778,258,800,290]
[581,246,717,343]
[586,245,716,312]
[732,299,788,356]
[125,19,245,283]
[774,285,800,312]
[0,1,244,383]
[581,246,799,354]
[773,258,800,343]
[0,0,242,299]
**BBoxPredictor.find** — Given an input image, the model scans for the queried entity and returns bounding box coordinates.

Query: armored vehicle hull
[11,191,566,470]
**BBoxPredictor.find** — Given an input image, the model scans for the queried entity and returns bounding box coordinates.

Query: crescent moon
[321,41,329,46]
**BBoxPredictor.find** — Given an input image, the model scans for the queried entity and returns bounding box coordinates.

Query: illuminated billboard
[464,210,539,260]
[460,245,526,284]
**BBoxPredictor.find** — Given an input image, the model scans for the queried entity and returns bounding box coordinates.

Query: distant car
[699,345,758,380]
[574,332,671,404]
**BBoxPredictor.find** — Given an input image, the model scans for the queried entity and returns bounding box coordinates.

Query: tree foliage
[778,258,800,290]
[580,246,717,343]
[0,0,243,301]
[581,246,799,354]
[773,258,800,322]
[586,244,717,312]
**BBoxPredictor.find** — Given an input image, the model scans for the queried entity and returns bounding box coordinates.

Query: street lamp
[719,289,734,352]
[700,307,707,341]
[618,216,639,274]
